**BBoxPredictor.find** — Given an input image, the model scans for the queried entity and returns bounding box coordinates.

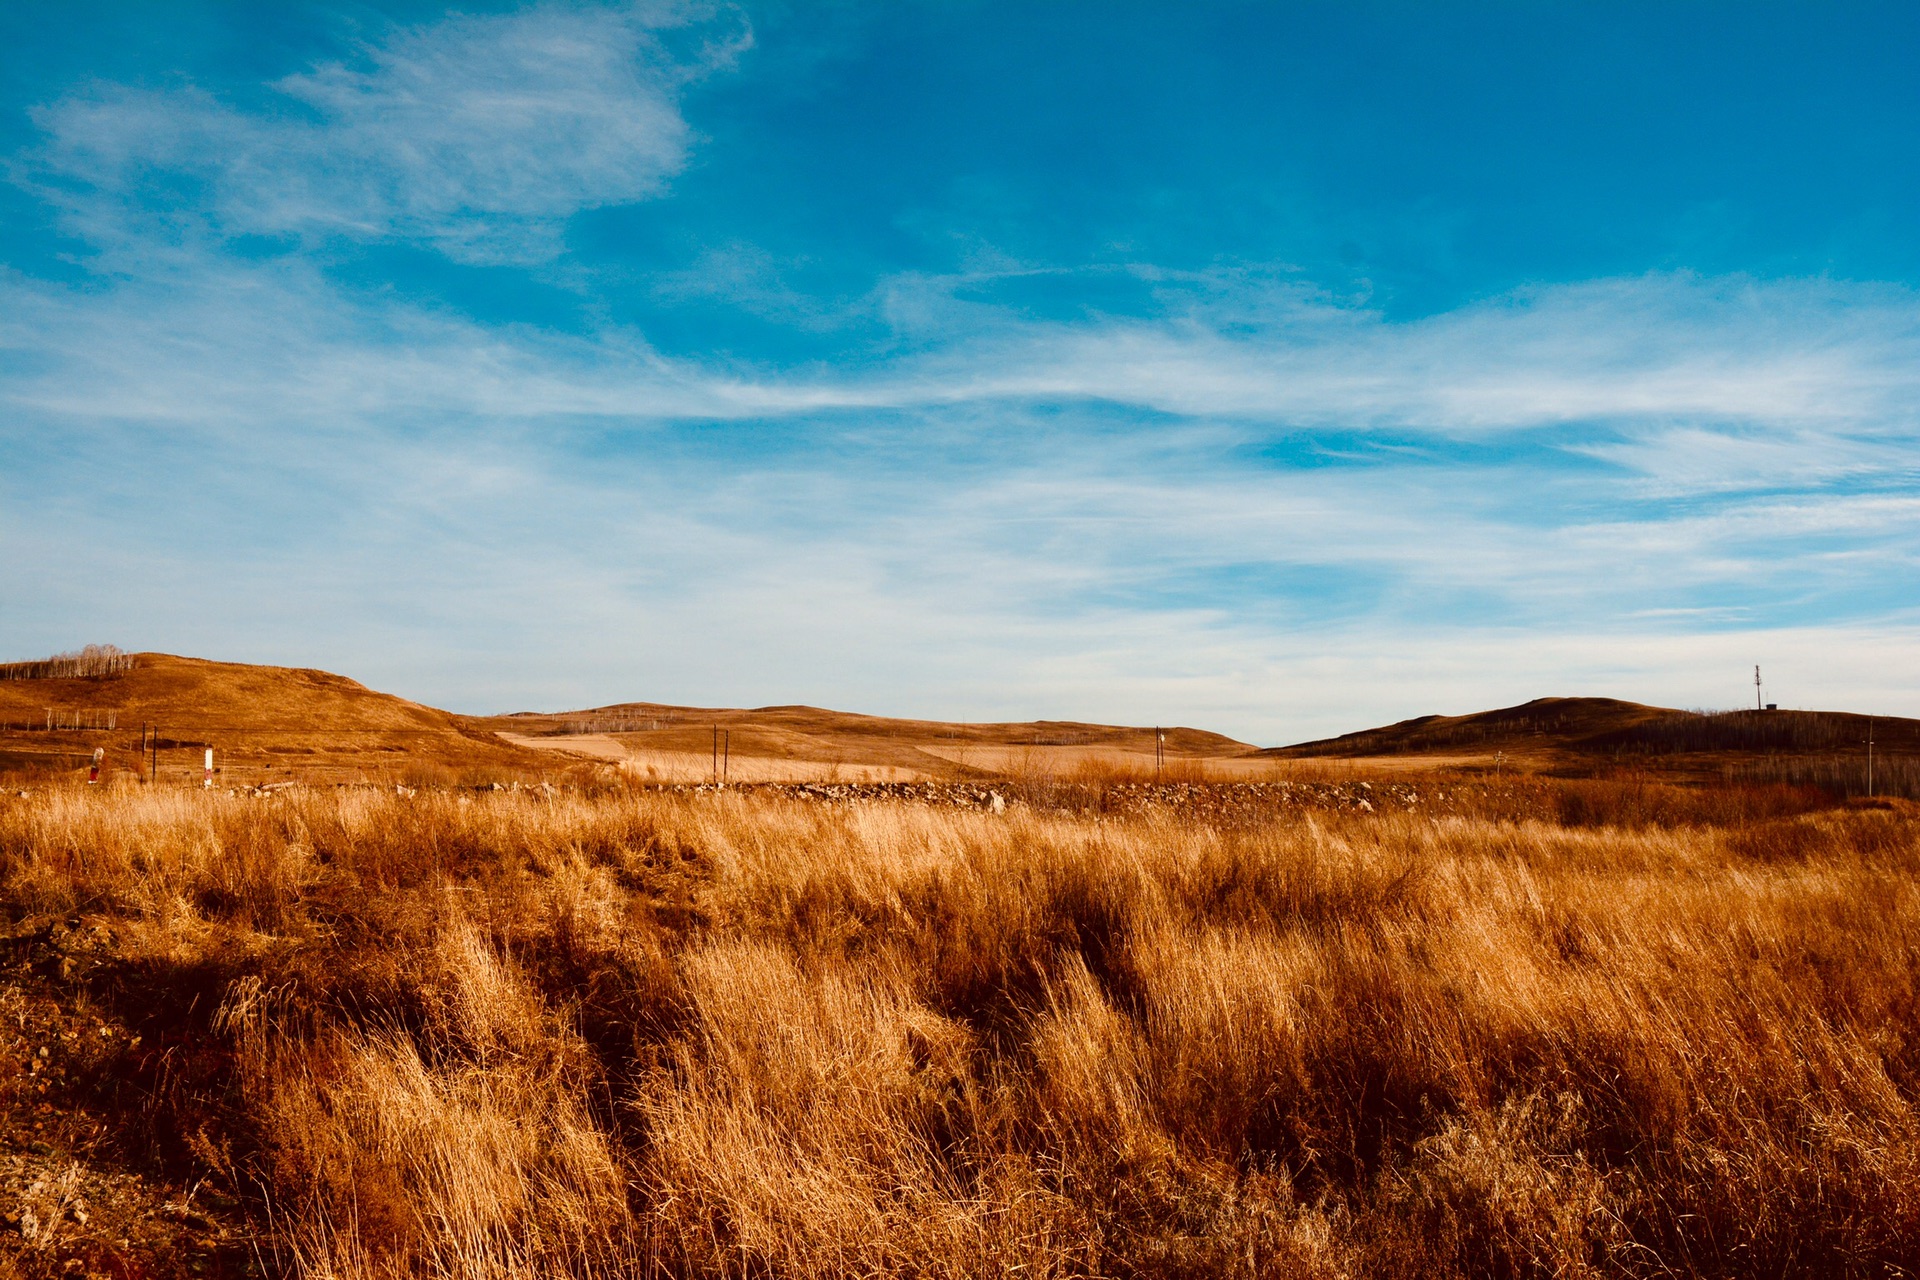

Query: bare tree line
[1729,752,1920,801]
[1603,708,1906,755]
[558,714,680,735]
[0,644,136,681]
[39,709,121,731]
[1297,705,1910,762]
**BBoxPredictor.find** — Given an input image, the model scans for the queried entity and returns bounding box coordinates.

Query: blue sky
[2,1,1917,740]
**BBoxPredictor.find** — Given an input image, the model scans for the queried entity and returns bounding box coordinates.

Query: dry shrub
[1029,954,1155,1153]
[1374,1091,1616,1279]
[0,788,316,929]
[1127,927,1316,1156]
[224,917,638,1279]
[635,940,1085,1276]
[1547,774,1828,827]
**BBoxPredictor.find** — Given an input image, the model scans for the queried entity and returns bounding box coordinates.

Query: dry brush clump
[1,782,1918,1278]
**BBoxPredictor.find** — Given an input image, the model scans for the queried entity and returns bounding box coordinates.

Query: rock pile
[681,778,1447,818]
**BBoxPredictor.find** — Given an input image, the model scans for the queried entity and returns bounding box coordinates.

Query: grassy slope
[1269,695,1920,794]
[0,653,540,785]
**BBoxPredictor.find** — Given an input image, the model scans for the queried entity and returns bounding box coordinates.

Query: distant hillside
[0,652,539,784]
[1271,697,1671,759]
[0,651,1258,786]
[472,701,1255,783]
[5,651,1907,796]
[1270,696,1917,796]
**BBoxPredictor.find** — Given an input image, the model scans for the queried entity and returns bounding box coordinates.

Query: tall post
[204,747,214,790]
[1755,665,1762,711]
[723,730,730,785]
[1868,717,1875,798]
[712,725,719,785]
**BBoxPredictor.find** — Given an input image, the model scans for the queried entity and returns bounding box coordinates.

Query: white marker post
[89,747,104,785]
[204,747,214,789]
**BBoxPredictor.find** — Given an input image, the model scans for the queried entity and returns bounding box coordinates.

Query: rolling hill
[1268,695,1914,793]
[0,652,1258,786]
[3,652,1909,795]
[472,702,1256,783]
[0,652,539,785]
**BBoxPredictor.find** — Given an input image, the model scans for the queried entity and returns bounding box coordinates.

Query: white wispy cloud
[1570,425,1913,496]
[865,272,1920,433]
[14,257,1920,443]
[6,259,1918,686]
[29,1,744,264]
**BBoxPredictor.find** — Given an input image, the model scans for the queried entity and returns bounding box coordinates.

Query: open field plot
[2,781,1916,1279]
[479,703,1259,786]
[503,735,1321,786]
[501,731,933,783]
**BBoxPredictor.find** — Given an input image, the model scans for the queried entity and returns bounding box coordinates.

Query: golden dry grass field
[2,777,1917,1279]
[5,652,1920,1278]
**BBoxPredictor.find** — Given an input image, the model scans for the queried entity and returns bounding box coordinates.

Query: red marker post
[204,748,214,789]
[88,747,104,785]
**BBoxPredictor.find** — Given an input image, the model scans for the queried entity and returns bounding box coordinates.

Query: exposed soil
[0,919,262,1280]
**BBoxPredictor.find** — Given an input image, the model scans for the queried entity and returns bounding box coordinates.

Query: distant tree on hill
[0,644,137,680]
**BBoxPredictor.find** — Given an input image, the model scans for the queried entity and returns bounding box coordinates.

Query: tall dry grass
[2,781,1917,1277]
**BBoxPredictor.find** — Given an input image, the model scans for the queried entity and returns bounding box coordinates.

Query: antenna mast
[1755,665,1762,711]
